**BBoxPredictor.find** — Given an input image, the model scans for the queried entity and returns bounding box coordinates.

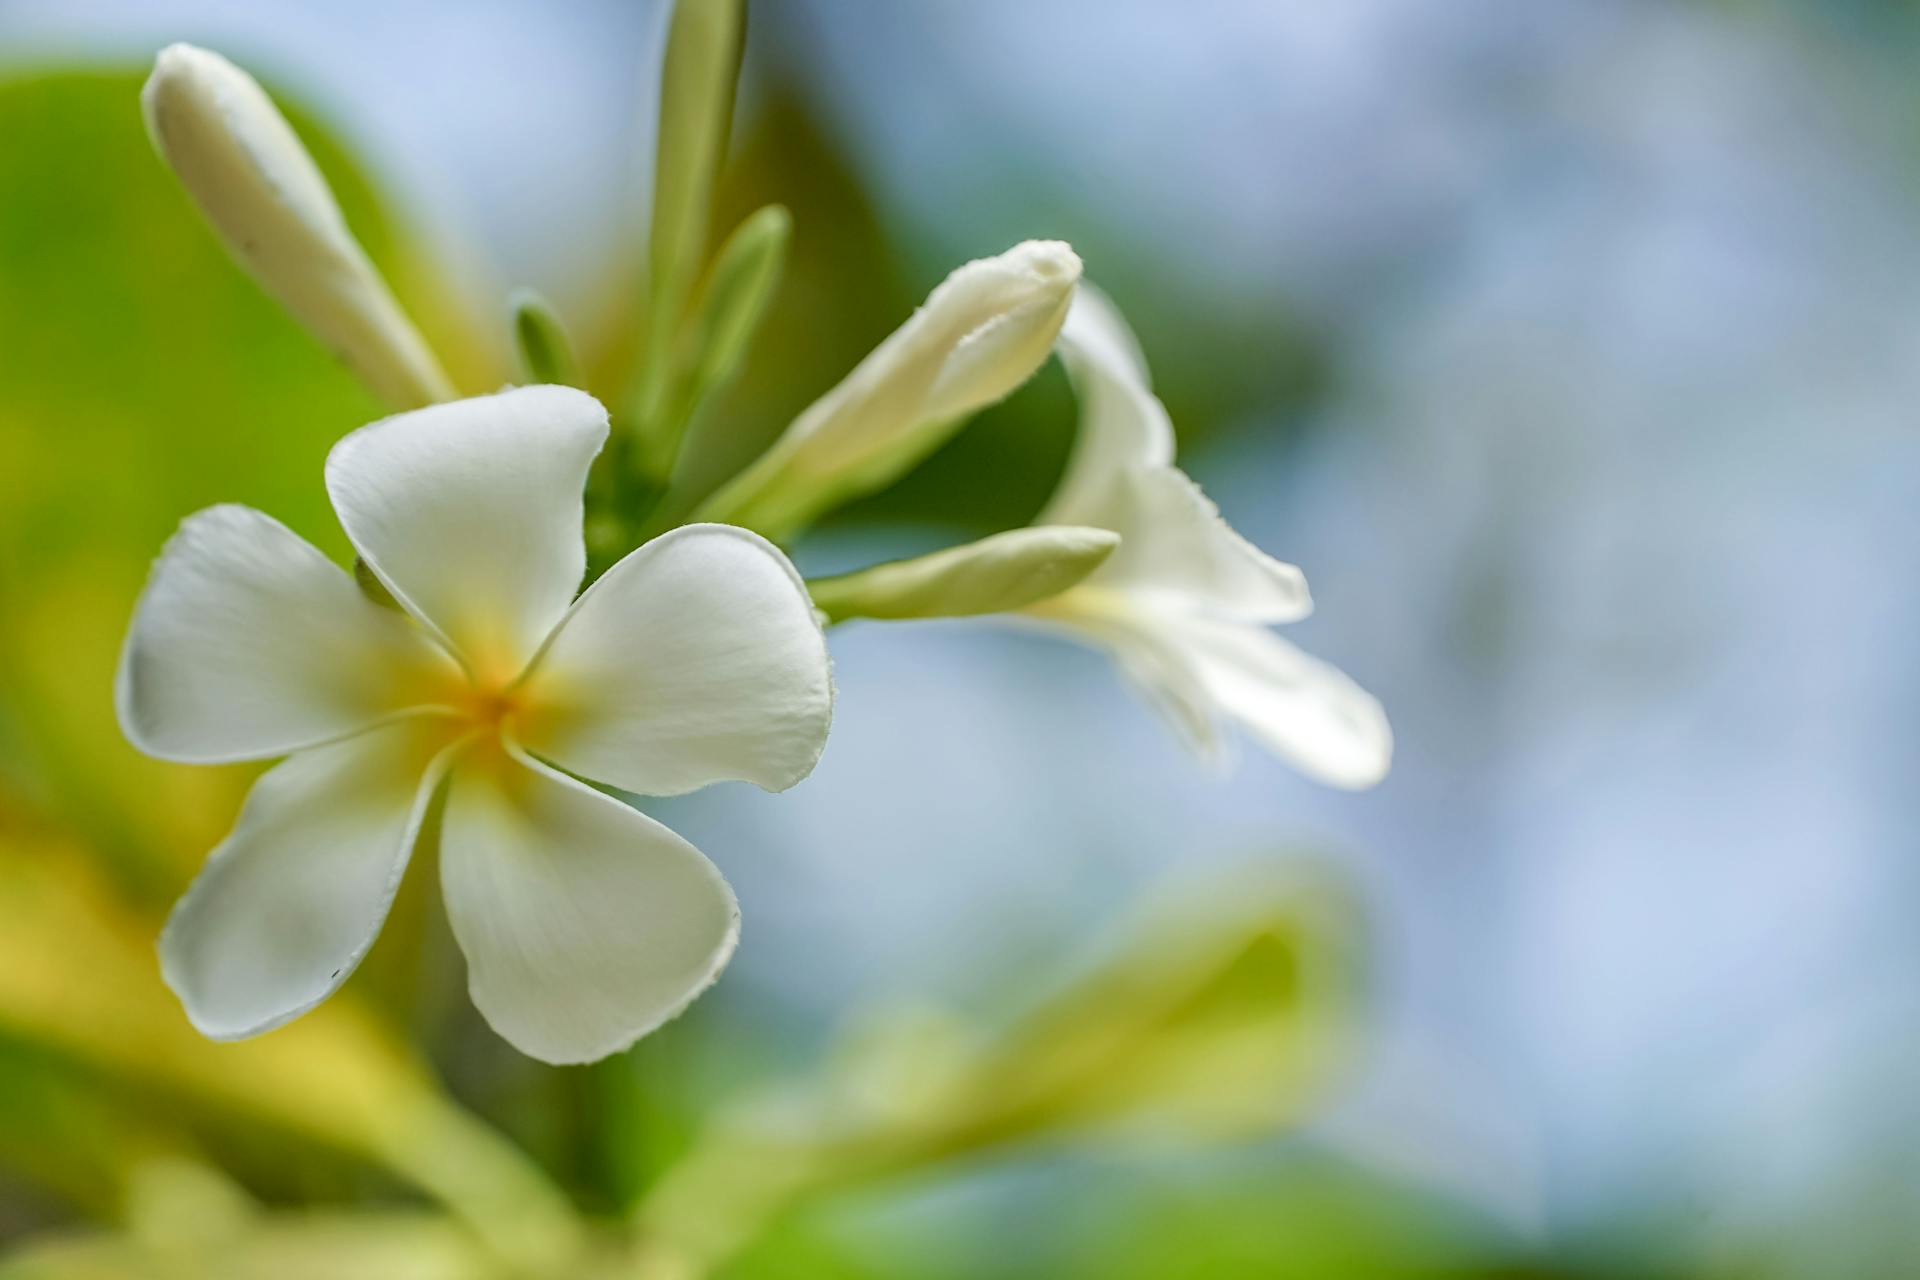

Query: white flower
[117,385,833,1064]
[142,44,454,409]
[1018,287,1392,788]
[698,240,1083,538]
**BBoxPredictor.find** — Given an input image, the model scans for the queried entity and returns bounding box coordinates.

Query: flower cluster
[124,39,1389,1064]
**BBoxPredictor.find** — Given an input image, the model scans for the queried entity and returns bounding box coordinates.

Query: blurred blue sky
[6,0,1920,1261]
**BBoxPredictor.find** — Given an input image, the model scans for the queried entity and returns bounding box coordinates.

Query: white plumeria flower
[1019,287,1392,788]
[117,385,833,1064]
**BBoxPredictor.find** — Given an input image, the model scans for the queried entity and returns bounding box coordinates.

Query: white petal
[1038,284,1175,526]
[325,386,608,679]
[1177,615,1392,789]
[1041,288,1304,619]
[917,240,1083,425]
[1027,601,1389,787]
[1081,465,1312,624]
[118,504,461,763]
[439,745,740,1065]
[159,717,461,1039]
[1017,606,1227,766]
[516,524,833,797]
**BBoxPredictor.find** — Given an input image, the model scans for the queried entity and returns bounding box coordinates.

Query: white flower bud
[142,44,454,408]
[698,240,1082,538]
[808,525,1119,623]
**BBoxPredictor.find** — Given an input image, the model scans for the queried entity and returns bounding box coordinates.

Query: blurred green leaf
[0,1209,499,1280]
[0,819,581,1270]
[1066,1154,1511,1280]
[633,865,1360,1273]
[951,867,1357,1143]
[0,1049,194,1217]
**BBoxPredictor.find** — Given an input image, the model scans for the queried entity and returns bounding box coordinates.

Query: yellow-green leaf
[0,821,581,1270]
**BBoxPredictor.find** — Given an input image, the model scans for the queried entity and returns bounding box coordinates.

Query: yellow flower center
[457,679,524,733]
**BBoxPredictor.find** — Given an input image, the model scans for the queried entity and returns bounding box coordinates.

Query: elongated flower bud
[634,203,791,478]
[510,289,583,388]
[142,44,454,408]
[808,526,1119,623]
[697,240,1082,539]
[649,0,746,341]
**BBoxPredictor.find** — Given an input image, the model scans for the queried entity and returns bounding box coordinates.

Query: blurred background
[3,0,1919,1275]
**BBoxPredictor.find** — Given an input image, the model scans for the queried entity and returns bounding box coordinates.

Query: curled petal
[118,504,460,763]
[1039,283,1175,526]
[326,386,607,680]
[1082,465,1312,624]
[1017,603,1226,766]
[439,744,740,1065]
[517,524,833,797]
[1167,614,1397,786]
[1039,288,1306,621]
[1176,616,1392,789]
[159,717,462,1039]
[1029,602,1390,788]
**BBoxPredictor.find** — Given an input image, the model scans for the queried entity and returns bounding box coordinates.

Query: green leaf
[953,866,1359,1142]
[0,824,583,1270]
[632,866,1360,1272]
[0,1048,193,1216]
[0,1210,500,1280]
[1067,1152,1515,1280]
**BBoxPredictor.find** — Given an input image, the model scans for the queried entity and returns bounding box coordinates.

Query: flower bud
[697,240,1082,539]
[808,526,1119,623]
[510,289,583,388]
[142,44,454,408]
[649,0,746,340]
[635,203,791,478]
